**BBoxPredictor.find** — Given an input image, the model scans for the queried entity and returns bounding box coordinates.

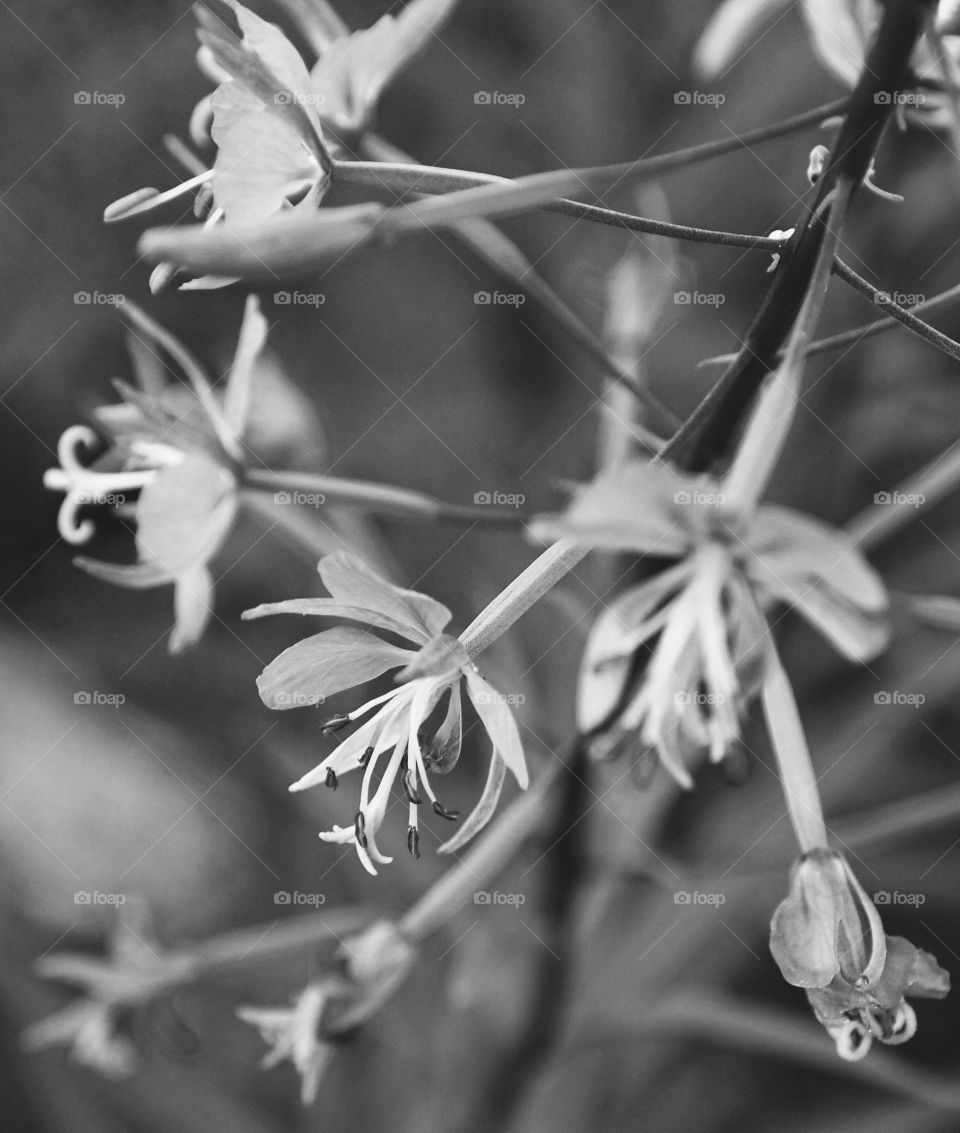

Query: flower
[238,919,416,1103]
[104,0,458,266]
[770,849,949,1059]
[529,459,889,787]
[44,296,269,652]
[695,0,960,128]
[243,551,529,873]
[24,900,189,1078]
[238,981,339,1104]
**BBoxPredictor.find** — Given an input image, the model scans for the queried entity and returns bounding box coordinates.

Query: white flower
[44,296,268,652]
[530,459,889,787]
[243,551,529,874]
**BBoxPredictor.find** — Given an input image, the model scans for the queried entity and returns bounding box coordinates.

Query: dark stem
[664,0,936,473]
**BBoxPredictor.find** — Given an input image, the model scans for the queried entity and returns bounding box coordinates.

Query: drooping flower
[528,458,889,787]
[770,849,949,1059]
[695,0,960,128]
[243,551,529,873]
[44,297,268,652]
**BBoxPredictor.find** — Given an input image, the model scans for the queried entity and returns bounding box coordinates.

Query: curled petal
[464,670,528,788]
[437,752,506,855]
[171,563,216,654]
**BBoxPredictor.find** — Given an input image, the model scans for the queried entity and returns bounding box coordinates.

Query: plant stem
[242,468,528,526]
[666,0,936,473]
[334,159,786,250]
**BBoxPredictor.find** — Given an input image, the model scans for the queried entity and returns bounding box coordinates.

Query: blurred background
[3,1,960,1129]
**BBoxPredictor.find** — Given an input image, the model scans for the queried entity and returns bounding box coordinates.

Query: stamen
[321,714,351,735]
[406,826,420,859]
[354,810,368,849]
[432,800,460,822]
[325,768,338,790]
[402,769,422,805]
[358,746,374,766]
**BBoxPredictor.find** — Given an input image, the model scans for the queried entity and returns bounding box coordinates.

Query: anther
[325,768,338,790]
[320,714,350,735]
[432,800,460,822]
[354,811,368,848]
[358,746,374,766]
[407,826,421,859]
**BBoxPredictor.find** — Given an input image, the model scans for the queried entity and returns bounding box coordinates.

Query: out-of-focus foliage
[3,1,960,1131]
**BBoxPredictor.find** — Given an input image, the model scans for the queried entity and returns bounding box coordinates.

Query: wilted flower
[44,297,268,652]
[243,551,529,873]
[695,0,960,128]
[529,459,888,787]
[770,849,949,1059]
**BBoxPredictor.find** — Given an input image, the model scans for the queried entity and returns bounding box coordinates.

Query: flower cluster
[244,551,529,873]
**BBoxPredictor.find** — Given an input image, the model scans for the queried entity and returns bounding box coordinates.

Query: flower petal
[437,752,506,855]
[223,294,268,437]
[693,0,792,78]
[528,460,694,557]
[73,557,173,589]
[464,670,528,788]
[135,453,237,577]
[242,596,431,642]
[318,551,451,641]
[257,626,413,709]
[170,563,215,654]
